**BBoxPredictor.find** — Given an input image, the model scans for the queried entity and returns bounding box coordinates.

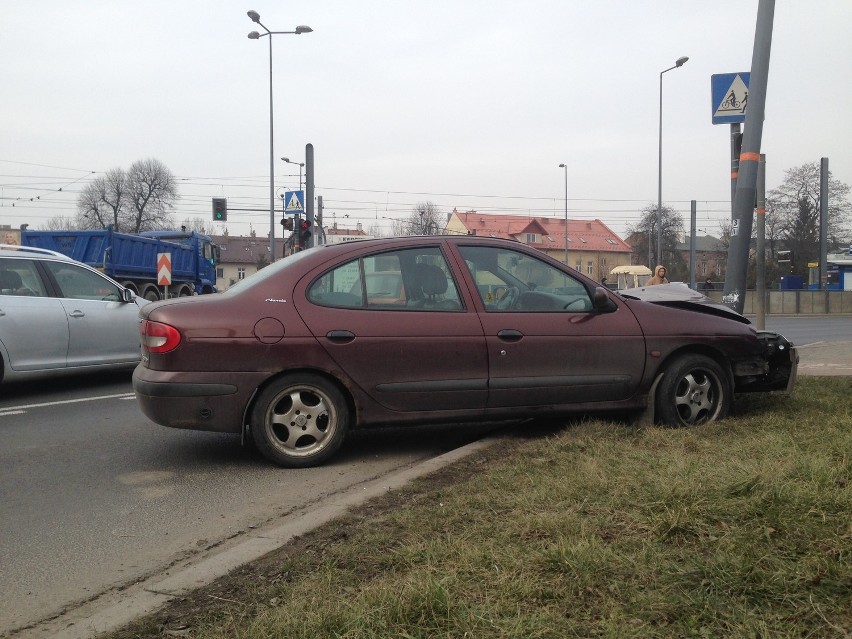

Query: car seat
[406,263,460,309]
[0,270,23,294]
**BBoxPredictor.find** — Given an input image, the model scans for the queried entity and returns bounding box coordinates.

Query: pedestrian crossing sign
[285,190,304,213]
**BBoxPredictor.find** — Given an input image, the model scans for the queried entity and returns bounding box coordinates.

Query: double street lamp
[558,163,569,267]
[656,55,689,266]
[247,10,312,261]
[281,156,304,191]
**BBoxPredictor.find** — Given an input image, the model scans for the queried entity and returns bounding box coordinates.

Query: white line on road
[0,393,135,415]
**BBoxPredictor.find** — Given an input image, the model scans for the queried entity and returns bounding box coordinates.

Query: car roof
[0,244,77,262]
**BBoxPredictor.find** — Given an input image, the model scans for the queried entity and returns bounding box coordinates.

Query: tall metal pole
[755,154,766,329]
[657,57,688,267]
[819,157,829,290]
[730,123,742,212]
[247,11,313,261]
[722,0,774,313]
[689,200,697,290]
[559,163,568,266]
[305,143,315,248]
[267,36,275,262]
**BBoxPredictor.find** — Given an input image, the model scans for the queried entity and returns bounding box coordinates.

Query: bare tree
[391,201,444,236]
[766,162,851,278]
[74,159,180,233]
[75,168,128,230]
[125,158,178,233]
[367,221,385,238]
[41,216,79,230]
[626,203,685,273]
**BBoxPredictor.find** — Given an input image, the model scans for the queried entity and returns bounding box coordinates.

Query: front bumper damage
[734,331,798,394]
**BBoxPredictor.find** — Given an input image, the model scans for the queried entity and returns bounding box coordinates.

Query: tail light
[140,320,181,353]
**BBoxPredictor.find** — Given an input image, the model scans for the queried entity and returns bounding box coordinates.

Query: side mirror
[121,288,136,303]
[592,286,616,312]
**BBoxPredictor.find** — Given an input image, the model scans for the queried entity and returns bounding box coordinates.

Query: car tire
[250,374,349,468]
[655,354,731,427]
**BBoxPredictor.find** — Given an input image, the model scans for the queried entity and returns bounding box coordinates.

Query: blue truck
[20,228,220,300]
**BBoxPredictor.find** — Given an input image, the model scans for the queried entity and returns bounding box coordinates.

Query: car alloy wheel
[656,354,731,426]
[250,373,349,468]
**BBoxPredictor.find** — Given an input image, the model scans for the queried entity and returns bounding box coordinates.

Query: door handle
[496,329,523,341]
[326,330,355,343]
[68,310,85,318]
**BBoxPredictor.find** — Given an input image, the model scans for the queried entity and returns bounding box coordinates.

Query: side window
[308,248,463,311]
[459,245,592,312]
[0,259,48,297]
[44,261,122,301]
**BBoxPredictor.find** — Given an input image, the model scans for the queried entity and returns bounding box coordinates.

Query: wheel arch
[655,344,734,385]
[241,367,359,443]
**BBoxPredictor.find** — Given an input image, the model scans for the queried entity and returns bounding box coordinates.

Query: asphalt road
[1,316,848,635]
[757,315,852,345]
[0,372,500,635]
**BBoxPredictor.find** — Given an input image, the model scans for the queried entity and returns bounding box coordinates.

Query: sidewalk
[795,340,852,377]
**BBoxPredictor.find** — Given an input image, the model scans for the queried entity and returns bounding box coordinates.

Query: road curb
[18,437,500,639]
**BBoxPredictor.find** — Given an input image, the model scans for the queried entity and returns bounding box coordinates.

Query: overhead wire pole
[722,0,774,314]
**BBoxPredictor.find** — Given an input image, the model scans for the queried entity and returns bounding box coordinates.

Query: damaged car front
[620,282,798,397]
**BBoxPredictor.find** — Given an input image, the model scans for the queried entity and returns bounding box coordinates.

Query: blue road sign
[284,190,305,215]
[711,72,750,125]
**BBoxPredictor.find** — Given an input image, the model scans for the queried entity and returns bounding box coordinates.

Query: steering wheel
[496,286,519,310]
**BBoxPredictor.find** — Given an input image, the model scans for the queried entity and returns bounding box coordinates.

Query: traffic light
[281,217,293,231]
[212,197,227,222]
[298,219,312,247]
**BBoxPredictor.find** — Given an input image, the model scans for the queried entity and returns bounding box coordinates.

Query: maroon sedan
[133,236,797,468]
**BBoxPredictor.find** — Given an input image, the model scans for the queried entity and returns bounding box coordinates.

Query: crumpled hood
[618,282,750,324]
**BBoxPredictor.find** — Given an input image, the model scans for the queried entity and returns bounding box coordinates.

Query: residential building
[445,209,633,282]
[211,232,270,291]
[675,234,728,281]
[322,222,371,245]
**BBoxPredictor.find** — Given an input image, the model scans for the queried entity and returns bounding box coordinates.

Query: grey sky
[2,1,850,241]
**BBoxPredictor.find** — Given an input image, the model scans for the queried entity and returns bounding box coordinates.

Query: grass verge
[108,376,851,638]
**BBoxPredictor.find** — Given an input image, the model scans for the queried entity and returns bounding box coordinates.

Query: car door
[0,258,70,371]
[294,246,488,413]
[41,260,142,367]
[454,244,647,409]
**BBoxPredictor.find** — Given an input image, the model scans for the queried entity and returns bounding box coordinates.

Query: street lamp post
[247,10,312,261]
[281,156,305,191]
[558,163,568,267]
[656,55,689,266]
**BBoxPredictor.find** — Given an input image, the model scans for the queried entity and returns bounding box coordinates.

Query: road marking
[0,393,135,415]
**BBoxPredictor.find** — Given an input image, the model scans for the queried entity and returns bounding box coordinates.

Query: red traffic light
[299,219,310,230]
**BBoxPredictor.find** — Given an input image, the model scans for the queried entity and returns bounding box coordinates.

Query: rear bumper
[132,365,267,434]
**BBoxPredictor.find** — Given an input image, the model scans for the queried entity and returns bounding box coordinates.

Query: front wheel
[655,354,731,427]
[250,374,349,468]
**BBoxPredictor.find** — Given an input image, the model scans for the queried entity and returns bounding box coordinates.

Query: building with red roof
[445,209,634,283]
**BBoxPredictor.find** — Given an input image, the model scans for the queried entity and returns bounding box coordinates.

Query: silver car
[0,244,147,383]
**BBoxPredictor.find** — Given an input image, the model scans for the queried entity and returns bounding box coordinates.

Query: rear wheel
[655,354,731,427]
[250,374,349,468]
[142,286,161,302]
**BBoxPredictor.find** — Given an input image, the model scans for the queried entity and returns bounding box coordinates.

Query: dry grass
[108,377,852,639]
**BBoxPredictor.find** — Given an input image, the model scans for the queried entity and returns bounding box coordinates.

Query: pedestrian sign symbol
[285,190,304,213]
[711,72,750,125]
